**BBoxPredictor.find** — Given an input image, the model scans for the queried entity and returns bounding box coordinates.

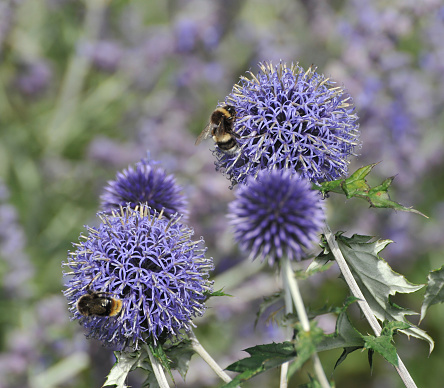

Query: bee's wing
[90,301,108,316]
[195,124,212,145]
[213,120,227,138]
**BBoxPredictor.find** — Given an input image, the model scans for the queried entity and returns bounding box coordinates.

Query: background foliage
[0,0,443,387]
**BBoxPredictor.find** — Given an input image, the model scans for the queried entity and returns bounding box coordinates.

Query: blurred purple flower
[439,6,444,21]
[0,181,34,298]
[100,157,188,219]
[228,170,325,266]
[79,40,123,72]
[201,24,221,50]
[174,18,198,53]
[172,8,222,54]
[388,98,412,139]
[214,61,360,186]
[120,27,173,90]
[329,0,444,186]
[421,5,444,91]
[175,57,226,88]
[63,205,213,349]
[88,136,145,167]
[15,59,52,96]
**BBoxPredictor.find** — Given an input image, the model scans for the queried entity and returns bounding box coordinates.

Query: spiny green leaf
[222,342,297,388]
[317,310,364,353]
[307,233,336,271]
[287,323,326,379]
[309,234,372,271]
[223,323,328,387]
[317,164,427,217]
[368,349,374,374]
[306,254,330,272]
[363,321,411,367]
[204,287,233,298]
[103,351,144,388]
[420,265,444,323]
[141,375,158,388]
[255,292,283,328]
[104,340,195,388]
[315,303,365,369]
[341,163,376,198]
[364,336,396,367]
[299,260,334,277]
[325,233,434,352]
[317,163,377,197]
[339,233,374,245]
[380,320,412,336]
[226,342,297,372]
[165,340,194,380]
[335,346,363,371]
[366,177,425,216]
[283,301,356,328]
[148,343,174,383]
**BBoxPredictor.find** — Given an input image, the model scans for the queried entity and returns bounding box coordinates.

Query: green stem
[281,257,330,388]
[146,344,170,388]
[188,329,234,384]
[280,261,293,388]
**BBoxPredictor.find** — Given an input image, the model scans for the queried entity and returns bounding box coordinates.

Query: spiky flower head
[215,61,359,186]
[100,158,188,219]
[63,205,213,350]
[228,170,325,266]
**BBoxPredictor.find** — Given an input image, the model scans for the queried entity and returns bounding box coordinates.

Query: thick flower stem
[280,273,293,388]
[279,362,289,388]
[322,223,417,388]
[146,344,170,388]
[188,329,234,384]
[281,257,330,388]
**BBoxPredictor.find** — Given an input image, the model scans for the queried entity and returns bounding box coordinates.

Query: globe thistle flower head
[100,157,188,219]
[63,205,213,350]
[228,170,325,266]
[215,61,360,186]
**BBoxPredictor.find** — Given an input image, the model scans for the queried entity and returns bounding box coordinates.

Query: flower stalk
[322,223,417,388]
[188,330,233,384]
[280,259,293,388]
[146,344,170,388]
[281,257,330,388]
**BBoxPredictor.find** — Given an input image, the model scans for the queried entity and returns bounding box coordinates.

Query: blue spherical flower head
[63,205,213,350]
[228,170,325,266]
[215,61,360,186]
[100,158,188,219]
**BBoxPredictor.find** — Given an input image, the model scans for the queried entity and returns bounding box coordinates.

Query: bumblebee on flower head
[195,105,240,154]
[76,289,123,317]
[76,275,123,317]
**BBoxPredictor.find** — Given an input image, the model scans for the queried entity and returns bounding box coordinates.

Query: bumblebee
[76,290,123,317]
[195,105,240,154]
